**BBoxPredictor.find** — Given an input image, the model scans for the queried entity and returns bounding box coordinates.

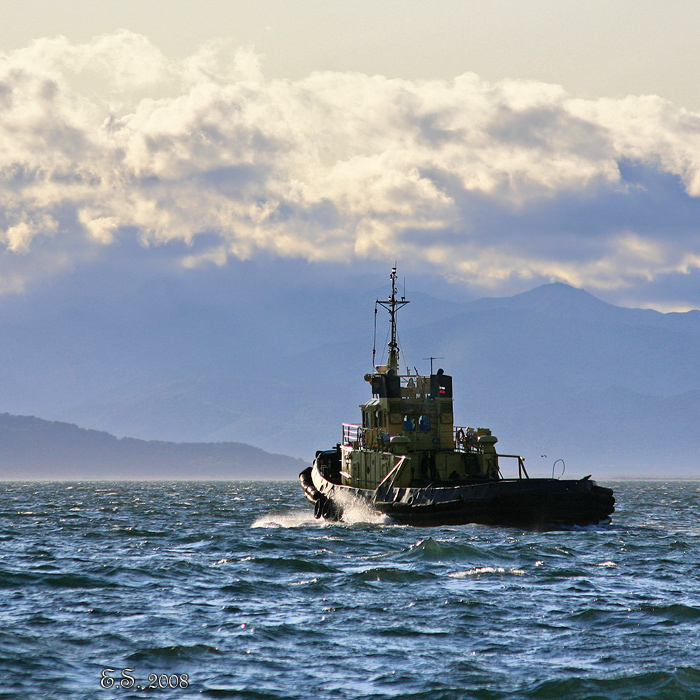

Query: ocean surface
[1,480,699,699]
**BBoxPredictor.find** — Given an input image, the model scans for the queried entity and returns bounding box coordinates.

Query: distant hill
[0,414,307,480]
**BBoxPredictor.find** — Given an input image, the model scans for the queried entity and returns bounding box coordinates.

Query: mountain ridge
[0,413,307,480]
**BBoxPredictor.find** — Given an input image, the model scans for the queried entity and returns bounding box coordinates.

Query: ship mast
[376,266,409,372]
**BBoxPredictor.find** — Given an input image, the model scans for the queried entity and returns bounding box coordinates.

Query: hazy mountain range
[0,413,306,480]
[0,259,698,479]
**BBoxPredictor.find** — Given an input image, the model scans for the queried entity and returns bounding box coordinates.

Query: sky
[2,1,700,311]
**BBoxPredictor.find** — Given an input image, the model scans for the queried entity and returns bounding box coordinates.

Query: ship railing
[342,423,361,446]
[342,424,383,449]
[362,428,384,448]
[454,426,480,453]
[497,454,530,479]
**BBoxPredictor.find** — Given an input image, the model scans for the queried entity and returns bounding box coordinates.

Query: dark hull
[300,464,615,530]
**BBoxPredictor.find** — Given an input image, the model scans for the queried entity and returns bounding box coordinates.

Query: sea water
[0,480,699,699]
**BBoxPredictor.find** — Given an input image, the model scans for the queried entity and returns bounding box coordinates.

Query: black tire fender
[313,494,327,519]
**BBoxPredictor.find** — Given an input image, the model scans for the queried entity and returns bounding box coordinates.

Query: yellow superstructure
[327,267,514,491]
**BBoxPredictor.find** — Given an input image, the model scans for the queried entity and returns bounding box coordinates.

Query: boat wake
[341,500,394,526]
[251,510,322,528]
[328,488,396,525]
[252,501,394,528]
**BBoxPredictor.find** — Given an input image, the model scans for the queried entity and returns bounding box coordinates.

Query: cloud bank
[2,31,700,307]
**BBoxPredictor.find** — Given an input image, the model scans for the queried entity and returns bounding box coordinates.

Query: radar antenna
[423,356,444,374]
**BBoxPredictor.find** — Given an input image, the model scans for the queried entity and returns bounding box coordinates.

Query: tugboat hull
[300,464,615,529]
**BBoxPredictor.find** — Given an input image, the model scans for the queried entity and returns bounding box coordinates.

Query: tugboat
[300,268,615,529]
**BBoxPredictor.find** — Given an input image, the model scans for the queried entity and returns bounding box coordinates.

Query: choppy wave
[1,480,700,699]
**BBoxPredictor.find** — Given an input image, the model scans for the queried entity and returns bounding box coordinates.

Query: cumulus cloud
[2,31,700,305]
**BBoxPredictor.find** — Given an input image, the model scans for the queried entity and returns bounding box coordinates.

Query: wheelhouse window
[363,410,385,428]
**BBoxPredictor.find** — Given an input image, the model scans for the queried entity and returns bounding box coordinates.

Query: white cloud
[2,31,700,305]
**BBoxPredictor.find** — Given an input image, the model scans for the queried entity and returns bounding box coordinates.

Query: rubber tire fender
[313,494,327,519]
